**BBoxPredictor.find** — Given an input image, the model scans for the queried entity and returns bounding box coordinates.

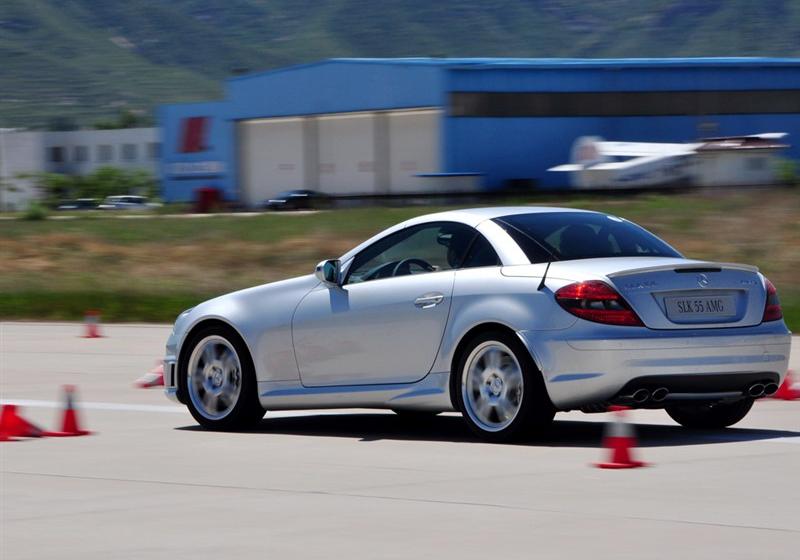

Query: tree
[93,110,151,130]
[21,167,159,206]
[78,167,158,199]
[21,172,80,207]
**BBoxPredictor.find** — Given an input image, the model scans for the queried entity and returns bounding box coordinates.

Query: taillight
[555,281,644,327]
[762,278,783,322]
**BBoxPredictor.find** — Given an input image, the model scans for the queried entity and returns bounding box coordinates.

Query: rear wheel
[665,398,754,429]
[454,330,554,443]
[183,325,264,430]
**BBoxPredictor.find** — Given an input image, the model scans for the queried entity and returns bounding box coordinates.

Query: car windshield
[493,211,681,263]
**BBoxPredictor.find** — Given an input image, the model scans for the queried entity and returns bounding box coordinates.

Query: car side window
[461,234,501,268]
[346,222,478,285]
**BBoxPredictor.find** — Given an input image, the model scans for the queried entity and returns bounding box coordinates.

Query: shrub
[22,201,48,220]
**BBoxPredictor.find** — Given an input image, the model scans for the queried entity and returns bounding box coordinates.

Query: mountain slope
[1,0,799,128]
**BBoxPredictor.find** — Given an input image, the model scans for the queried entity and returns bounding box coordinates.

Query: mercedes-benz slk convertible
[164,207,791,442]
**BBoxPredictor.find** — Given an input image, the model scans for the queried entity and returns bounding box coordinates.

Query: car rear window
[493,212,681,263]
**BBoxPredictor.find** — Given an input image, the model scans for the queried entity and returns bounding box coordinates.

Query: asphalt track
[1,322,798,559]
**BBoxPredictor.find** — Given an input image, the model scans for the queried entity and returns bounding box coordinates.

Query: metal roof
[229,57,800,83]
[332,57,800,68]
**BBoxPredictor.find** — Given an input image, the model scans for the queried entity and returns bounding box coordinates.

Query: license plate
[665,295,736,321]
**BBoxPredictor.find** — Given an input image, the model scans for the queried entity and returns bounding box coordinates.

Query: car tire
[182,324,264,431]
[665,398,754,429]
[453,330,554,443]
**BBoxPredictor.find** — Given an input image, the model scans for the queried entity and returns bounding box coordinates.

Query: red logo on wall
[179,117,209,153]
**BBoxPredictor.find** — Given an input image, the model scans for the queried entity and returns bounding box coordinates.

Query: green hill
[2,0,799,128]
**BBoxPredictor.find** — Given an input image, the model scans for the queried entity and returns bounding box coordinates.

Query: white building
[0,127,159,210]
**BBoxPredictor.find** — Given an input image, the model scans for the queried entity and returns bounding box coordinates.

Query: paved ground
[1,322,798,559]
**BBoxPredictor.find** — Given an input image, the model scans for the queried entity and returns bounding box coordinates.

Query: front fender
[171,274,319,384]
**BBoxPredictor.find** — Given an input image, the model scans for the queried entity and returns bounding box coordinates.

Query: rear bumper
[519,321,792,410]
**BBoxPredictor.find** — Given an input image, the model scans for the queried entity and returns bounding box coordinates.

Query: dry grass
[1,187,798,325]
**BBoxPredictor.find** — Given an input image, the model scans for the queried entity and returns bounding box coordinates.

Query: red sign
[179,116,209,153]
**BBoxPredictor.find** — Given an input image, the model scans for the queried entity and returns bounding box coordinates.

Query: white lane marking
[0,399,186,414]
[0,399,393,418]
[771,436,800,444]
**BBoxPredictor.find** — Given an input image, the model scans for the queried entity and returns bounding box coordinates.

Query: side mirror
[315,259,341,286]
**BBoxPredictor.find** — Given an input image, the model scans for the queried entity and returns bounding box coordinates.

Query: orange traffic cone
[82,310,103,339]
[594,405,648,469]
[0,404,46,438]
[134,361,164,388]
[44,385,92,437]
[773,370,800,401]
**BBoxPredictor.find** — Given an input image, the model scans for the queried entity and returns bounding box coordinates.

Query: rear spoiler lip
[607,261,759,278]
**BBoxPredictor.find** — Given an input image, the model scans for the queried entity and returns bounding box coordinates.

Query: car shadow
[175,412,799,447]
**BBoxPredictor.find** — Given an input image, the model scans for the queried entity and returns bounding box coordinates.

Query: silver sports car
[164,207,792,442]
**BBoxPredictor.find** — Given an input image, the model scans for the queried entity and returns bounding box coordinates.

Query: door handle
[414,293,445,309]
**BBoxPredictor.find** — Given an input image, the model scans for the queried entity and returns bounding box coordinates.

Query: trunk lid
[547,257,766,329]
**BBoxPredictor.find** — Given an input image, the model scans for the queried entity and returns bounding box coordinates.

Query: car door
[292,222,479,387]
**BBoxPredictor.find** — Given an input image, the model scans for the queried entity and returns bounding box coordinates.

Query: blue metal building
[159,58,800,204]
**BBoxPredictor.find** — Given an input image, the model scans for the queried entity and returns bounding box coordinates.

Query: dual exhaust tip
[630,387,669,404]
[749,382,779,398]
[628,382,779,403]
[625,381,778,404]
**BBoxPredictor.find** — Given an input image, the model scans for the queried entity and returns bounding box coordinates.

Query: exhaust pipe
[651,387,669,402]
[631,388,650,404]
[763,382,780,396]
[747,383,766,398]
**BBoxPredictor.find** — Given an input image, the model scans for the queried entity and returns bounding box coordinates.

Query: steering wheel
[392,258,435,277]
[361,260,400,282]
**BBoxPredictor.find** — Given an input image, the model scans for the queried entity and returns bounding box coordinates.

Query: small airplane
[549,133,788,189]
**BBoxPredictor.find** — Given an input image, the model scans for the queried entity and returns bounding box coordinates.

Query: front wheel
[183,325,264,430]
[665,398,754,429]
[454,331,554,443]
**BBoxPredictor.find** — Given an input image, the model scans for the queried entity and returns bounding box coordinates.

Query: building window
[73,145,89,162]
[449,89,800,118]
[48,146,64,163]
[121,143,138,161]
[97,144,114,163]
[146,142,161,160]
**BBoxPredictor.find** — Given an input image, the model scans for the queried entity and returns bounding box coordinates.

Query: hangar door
[388,109,441,193]
[317,112,376,194]
[238,117,304,206]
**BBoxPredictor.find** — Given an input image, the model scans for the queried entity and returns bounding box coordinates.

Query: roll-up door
[388,109,441,193]
[318,112,375,194]
[238,117,304,206]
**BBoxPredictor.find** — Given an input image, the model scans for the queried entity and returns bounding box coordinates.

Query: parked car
[262,190,330,211]
[163,207,791,441]
[56,198,99,211]
[98,195,161,211]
